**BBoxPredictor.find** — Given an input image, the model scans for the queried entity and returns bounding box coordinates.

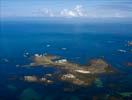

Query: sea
[0,18,132,100]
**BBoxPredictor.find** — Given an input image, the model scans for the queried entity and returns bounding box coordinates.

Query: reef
[23,54,115,86]
[20,88,42,100]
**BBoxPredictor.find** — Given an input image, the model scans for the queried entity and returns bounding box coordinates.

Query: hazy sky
[1,0,132,19]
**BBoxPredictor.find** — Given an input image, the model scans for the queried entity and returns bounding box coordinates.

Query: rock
[23,75,54,84]
[23,52,29,57]
[40,77,47,82]
[34,54,42,57]
[61,74,76,80]
[55,59,67,64]
[128,41,132,46]
[72,79,85,86]
[24,76,38,82]
[61,48,67,50]
[117,49,127,53]
[40,77,53,83]
[75,70,91,74]
[16,64,20,67]
[46,74,52,77]
[46,80,53,84]
[127,62,132,67]
[46,44,51,47]
[60,74,85,85]
[60,74,92,86]
[86,59,113,73]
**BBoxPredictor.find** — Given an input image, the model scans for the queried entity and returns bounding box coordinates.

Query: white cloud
[60,5,87,18]
[34,4,132,18]
[34,8,54,17]
[60,9,76,17]
[42,8,54,17]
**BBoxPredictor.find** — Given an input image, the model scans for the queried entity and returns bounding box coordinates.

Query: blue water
[0,19,132,100]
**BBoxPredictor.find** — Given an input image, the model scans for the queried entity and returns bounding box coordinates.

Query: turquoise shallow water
[0,20,132,100]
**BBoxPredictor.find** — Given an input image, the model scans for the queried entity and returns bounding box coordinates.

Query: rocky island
[23,53,115,86]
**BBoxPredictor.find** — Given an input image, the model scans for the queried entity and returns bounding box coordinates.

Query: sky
[1,0,132,19]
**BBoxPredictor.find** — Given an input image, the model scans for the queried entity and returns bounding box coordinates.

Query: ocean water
[0,19,132,100]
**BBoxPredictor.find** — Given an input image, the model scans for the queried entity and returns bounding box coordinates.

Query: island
[23,53,115,86]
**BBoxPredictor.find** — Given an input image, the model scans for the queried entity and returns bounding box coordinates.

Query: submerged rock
[94,78,103,88]
[46,44,51,47]
[61,48,67,50]
[1,58,9,63]
[126,62,132,67]
[128,41,132,46]
[20,88,41,100]
[118,92,132,97]
[7,84,17,92]
[70,96,79,100]
[117,49,127,53]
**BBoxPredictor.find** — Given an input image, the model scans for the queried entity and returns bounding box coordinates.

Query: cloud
[34,8,54,17]
[34,4,132,18]
[60,5,87,17]
[35,5,87,18]
[42,9,54,17]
